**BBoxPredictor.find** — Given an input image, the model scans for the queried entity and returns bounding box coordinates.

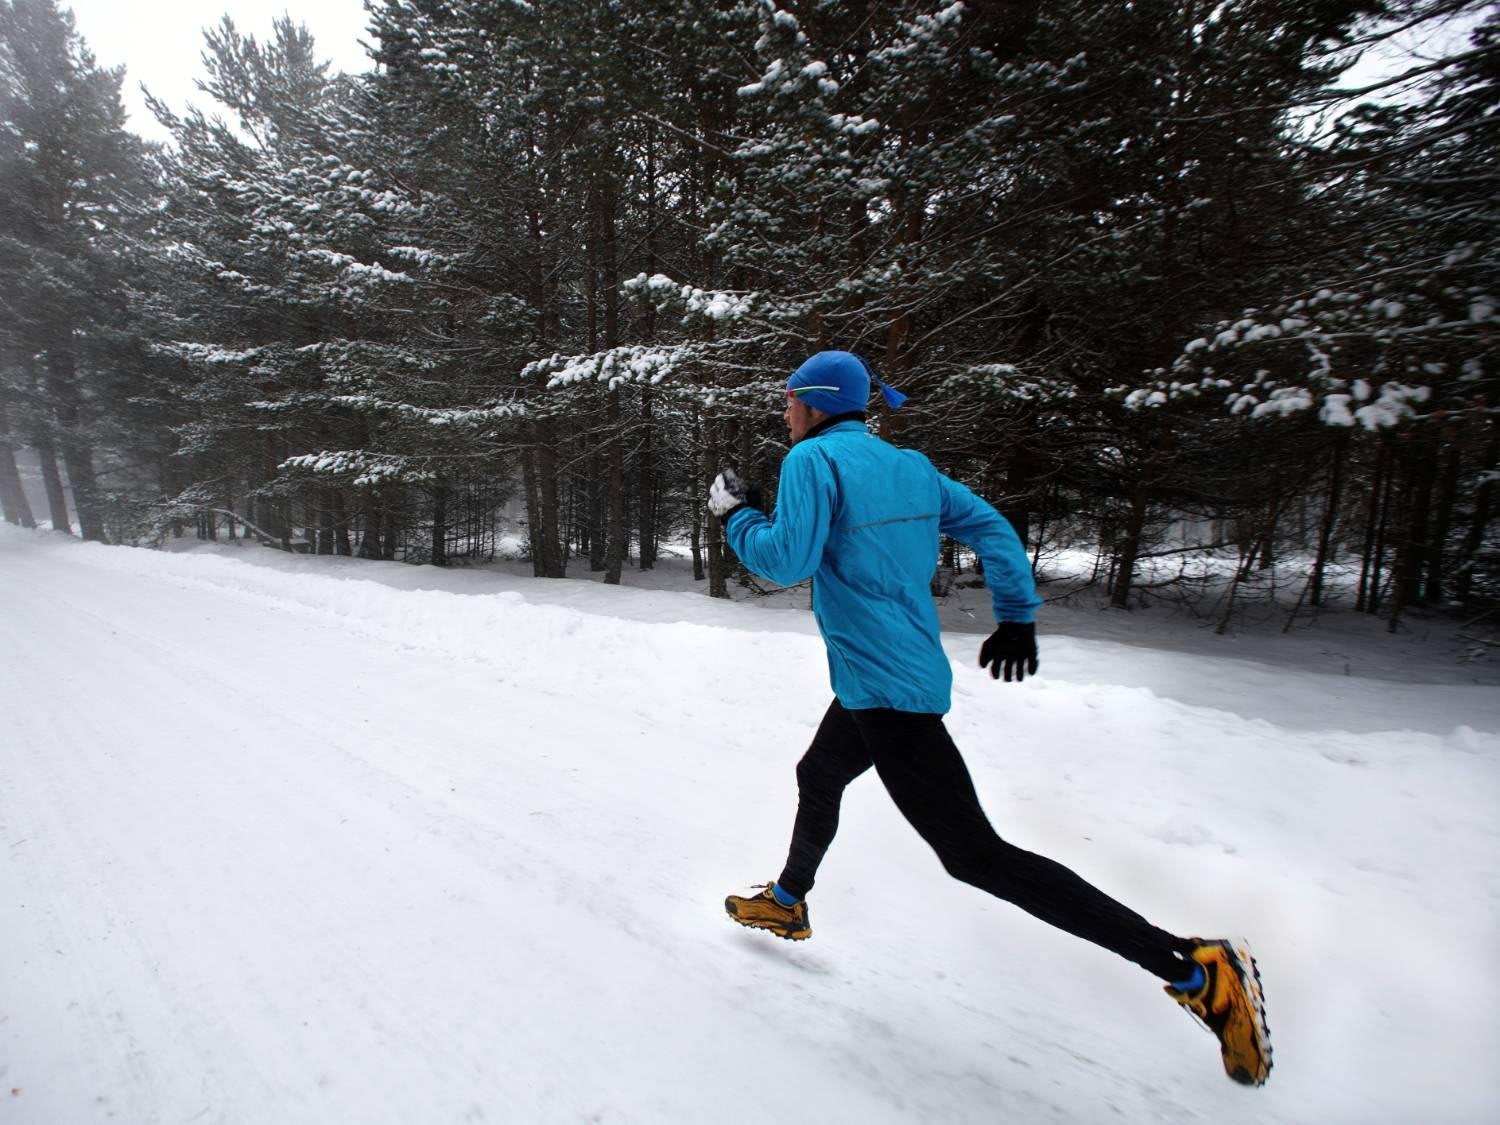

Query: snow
[2,524,1498,1124]
[827,113,881,136]
[626,275,755,323]
[534,346,687,390]
[737,59,785,98]
[1320,393,1355,427]
[155,342,264,365]
[1250,386,1314,419]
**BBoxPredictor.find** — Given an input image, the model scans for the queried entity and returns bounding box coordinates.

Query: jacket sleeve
[937,473,1043,624]
[723,445,835,586]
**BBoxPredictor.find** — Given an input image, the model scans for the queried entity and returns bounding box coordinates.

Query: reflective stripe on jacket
[725,419,1042,714]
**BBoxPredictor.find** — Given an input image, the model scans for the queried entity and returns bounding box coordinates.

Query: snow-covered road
[3,527,1497,1124]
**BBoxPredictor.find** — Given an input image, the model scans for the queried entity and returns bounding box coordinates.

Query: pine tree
[1125,1,1499,616]
[148,16,511,559]
[0,0,148,540]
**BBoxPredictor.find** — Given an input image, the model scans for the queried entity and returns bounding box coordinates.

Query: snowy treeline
[0,0,1496,623]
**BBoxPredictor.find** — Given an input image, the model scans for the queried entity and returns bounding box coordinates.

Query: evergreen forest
[1,0,1496,636]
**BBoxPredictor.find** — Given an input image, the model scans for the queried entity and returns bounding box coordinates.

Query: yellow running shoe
[724,883,811,941]
[1167,938,1272,1086]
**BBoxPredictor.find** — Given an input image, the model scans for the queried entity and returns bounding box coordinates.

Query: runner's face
[784,395,817,442]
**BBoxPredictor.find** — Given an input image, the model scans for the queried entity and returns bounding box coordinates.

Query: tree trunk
[1356,438,1389,612]
[32,431,71,534]
[691,409,705,581]
[1003,445,1037,550]
[48,347,104,541]
[223,483,238,540]
[1368,446,1398,614]
[1111,482,1150,609]
[1216,549,1249,635]
[1110,426,1172,609]
[0,441,35,528]
[1454,423,1497,603]
[316,496,333,554]
[587,442,606,571]
[0,386,37,528]
[604,390,627,585]
[1255,492,1281,573]
[639,129,660,573]
[704,411,727,597]
[1424,439,1461,603]
[524,148,566,578]
[536,421,564,577]
[566,464,584,560]
[332,489,352,556]
[1393,431,1437,611]
[1310,432,1346,607]
[1029,483,1052,572]
[638,386,656,570]
[600,177,627,587]
[256,432,290,547]
[380,498,399,561]
[58,438,102,543]
[1238,494,1280,579]
[521,443,545,574]
[357,491,381,558]
[431,479,449,567]
[26,351,71,533]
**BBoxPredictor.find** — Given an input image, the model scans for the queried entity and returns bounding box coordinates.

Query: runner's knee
[796,752,847,797]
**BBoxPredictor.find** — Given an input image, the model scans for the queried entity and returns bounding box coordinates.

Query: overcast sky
[60,1,1479,147]
[65,0,373,142]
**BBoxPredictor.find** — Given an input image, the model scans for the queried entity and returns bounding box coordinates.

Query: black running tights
[775,700,1193,982]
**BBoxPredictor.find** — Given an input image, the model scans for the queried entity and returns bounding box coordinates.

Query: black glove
[979,621,1038,683]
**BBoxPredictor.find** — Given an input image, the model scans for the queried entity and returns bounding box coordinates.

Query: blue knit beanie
[786,350,907,415]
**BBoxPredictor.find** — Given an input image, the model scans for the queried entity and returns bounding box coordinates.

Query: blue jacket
[725,419,1042,714]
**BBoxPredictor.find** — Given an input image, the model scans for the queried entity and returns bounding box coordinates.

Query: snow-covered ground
[2,524,1497,1124]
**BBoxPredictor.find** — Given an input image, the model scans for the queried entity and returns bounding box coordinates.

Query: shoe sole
[1171,937,1273,1086]
[724,901,811,941]
[1228,938,1273,1086]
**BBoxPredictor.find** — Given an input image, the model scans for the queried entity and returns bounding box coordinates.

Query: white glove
[708,467,749,518]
